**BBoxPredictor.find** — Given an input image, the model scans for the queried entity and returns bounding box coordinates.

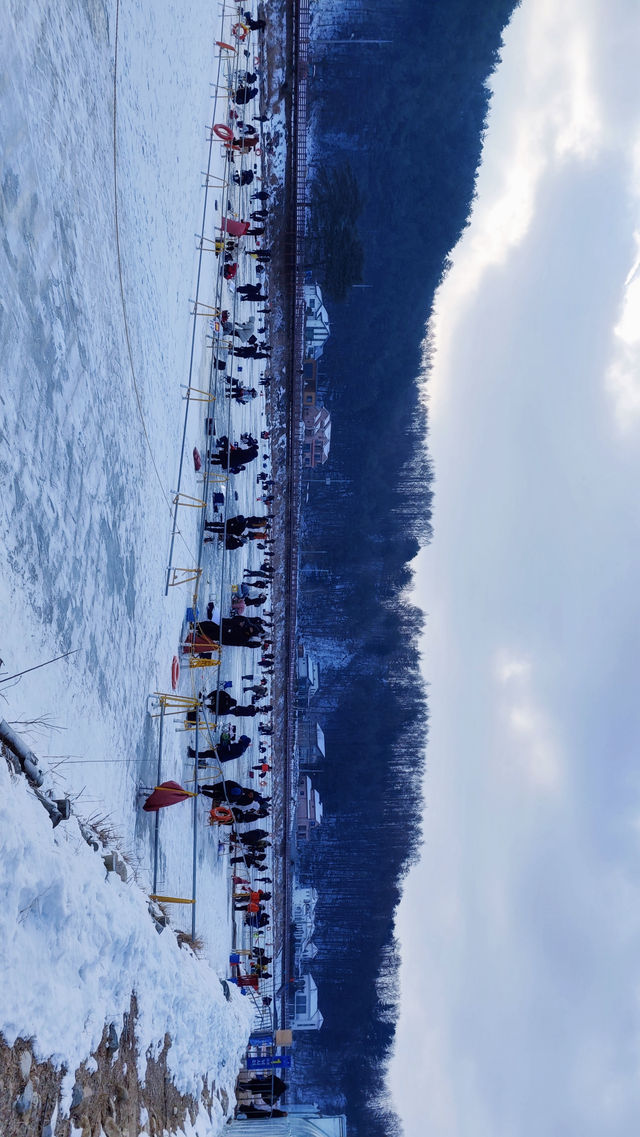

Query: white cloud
[495,651,531,683]
[493,651,563,791]
[605,226,640,429]
[426,0,605,420]
[393,3,640,1135]
[506,701,563,792]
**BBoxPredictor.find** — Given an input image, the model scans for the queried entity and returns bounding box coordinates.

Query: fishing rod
[0,649,79,685]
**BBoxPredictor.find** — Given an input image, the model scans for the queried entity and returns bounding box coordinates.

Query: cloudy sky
[391,1,640,1133]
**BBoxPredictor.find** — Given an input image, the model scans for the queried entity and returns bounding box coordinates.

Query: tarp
[143,781,195,812]
[220,217,250,237]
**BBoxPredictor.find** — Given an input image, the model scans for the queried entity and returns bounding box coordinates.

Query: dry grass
[175,931,205,956]
[84,811,121,847]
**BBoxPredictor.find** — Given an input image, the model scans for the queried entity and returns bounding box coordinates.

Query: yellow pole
[152,785,198,797]
[150,895,195,904]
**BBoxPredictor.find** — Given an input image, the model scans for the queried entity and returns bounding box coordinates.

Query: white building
[293,885,319,969]
[297,775,323,841]
[303,282,330,359]
[298,719,326,767]
[297,644,319,702]
[293,973,323,1031]
[302,403,332,468]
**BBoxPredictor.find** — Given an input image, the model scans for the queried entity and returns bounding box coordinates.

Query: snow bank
[0,758,253,1112]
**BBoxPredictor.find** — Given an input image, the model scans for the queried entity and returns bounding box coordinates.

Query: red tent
[220,217,250,237]
[182,630,218,653]
[143,781,195,812]
[233,974,259,989]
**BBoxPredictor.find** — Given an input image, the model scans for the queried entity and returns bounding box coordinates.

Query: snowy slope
[0,757,254,1115]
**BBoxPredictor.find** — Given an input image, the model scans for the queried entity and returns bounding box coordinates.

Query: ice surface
[1,0,276,1120]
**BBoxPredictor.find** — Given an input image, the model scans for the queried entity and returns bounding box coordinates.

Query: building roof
[299,777,323,825]
[317,409,331,462]
[302,404,331,464]
[303,282,330,358]
[298,651,319,696]
[304,974,323,1026]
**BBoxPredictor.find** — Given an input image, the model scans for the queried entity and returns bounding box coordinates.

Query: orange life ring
[171,656,180,690]
[210,805,234,825]
[254,146,262,156]
[213,123,234,142]
[232,22,249,40]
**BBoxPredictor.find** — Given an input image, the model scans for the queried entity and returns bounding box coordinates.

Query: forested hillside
[294,2,519,1134]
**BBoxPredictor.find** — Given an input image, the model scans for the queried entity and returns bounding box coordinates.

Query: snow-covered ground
[0,756,254,1115]
[1,0,277,1123]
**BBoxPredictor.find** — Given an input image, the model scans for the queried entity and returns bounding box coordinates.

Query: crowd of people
[200,6,288,1119]
[143,3,289,1119]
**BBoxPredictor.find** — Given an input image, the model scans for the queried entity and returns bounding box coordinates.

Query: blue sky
[390,1,640,1132]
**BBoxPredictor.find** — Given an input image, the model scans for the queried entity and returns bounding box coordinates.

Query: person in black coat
[243,13,266,30]
[245,911,270,928]
[234,86,259,105]
[190,735,251,762]
[210,444,259,470]
[244,681,268,697]
[233,345,270,359]
[232,806,269,823]
[194,696,271,719]
[196,617,263,647]
[237,283,265,298]
[243,594,267,607]
[228,703,273,717]
[185,689,237,719]
[235,827,270,845]
[240,292,268,303]
[196,779,258,806]
[204,689,238,714]
[205,514,247,536]
[230,852,267,867]
[238,1075,287,1101]
[205,533,244,550]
